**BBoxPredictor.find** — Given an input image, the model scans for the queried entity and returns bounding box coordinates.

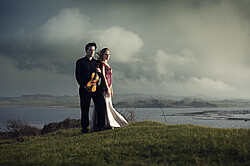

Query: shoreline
[0,105,80,108]
[1,105,250,109]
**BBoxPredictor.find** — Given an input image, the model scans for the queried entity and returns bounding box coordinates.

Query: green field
[0,121,249,165]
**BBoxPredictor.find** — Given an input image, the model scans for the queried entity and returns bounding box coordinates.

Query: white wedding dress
[90,95,129,132]
[90,62,128,132]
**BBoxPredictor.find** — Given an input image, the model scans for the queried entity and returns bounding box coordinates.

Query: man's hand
[96,67,101,73]
[84,86,92,92]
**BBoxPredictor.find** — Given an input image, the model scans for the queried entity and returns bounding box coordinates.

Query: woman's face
[103,50,110,61]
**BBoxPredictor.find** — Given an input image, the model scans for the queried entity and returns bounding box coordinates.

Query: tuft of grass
[0,121,249,165]
[1,120,41,139]
[0,118,82,140]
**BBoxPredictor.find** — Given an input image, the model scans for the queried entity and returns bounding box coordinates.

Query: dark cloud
[0,8,87,74]
[1,0,250,98]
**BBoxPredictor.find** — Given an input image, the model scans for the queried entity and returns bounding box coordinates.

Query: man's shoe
[81,129,89,134]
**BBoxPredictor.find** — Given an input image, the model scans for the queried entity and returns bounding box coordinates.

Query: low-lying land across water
[166,110,250,121]
[1,94,250,108]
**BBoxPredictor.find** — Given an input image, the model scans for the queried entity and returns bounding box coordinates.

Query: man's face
[86,46,96,58]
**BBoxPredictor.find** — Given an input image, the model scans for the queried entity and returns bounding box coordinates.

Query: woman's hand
[106,88,111,98]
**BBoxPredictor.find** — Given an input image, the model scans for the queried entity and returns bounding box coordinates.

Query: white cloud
[95,26,143,62]
[0,8,143,73]
[1,2,250,98]
[155,49,197,76]
[30,8,90,43]
[0,7,145,96]
[161,1,250,67]
[189,77,235,92]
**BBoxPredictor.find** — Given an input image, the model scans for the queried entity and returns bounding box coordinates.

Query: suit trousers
[79,87,106,132]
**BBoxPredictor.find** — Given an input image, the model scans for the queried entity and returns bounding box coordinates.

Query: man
[75,42,106,133]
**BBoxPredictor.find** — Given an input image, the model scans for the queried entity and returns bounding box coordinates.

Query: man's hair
[85,42,97,52]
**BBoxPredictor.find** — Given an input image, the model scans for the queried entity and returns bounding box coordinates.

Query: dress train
[90,96,128,132]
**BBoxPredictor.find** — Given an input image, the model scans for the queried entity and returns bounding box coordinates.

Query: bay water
[0,107,249,129]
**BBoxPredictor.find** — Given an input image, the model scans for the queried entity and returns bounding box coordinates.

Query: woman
[90,48,128,132]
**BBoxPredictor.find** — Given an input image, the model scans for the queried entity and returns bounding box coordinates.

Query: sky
[0,0,250,99]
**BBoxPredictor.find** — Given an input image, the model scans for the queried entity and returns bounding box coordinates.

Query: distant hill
[0,94,249,108]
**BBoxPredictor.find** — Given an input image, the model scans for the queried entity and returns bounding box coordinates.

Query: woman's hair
[97,48,110,63]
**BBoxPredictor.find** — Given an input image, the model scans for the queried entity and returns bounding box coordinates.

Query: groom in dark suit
[75,42,106,134]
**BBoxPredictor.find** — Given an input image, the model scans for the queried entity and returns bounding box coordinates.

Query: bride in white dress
[90,48,128,132]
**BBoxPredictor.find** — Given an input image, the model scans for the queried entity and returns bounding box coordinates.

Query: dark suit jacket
[75,56,99,88]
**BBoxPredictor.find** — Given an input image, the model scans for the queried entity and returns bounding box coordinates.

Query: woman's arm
[110,84,113,98]
[101,63,111,97]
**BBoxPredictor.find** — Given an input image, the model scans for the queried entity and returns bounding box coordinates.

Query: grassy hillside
[0,121,249,165]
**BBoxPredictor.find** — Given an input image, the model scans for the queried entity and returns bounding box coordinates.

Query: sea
[0,107,249,129]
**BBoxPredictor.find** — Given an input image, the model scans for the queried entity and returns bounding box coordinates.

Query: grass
[0,121,249,165]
